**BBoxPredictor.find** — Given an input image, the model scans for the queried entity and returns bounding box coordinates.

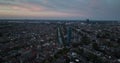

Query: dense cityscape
[0,20,120,63]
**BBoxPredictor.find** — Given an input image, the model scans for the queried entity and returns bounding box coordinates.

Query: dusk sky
[0,0,120,20]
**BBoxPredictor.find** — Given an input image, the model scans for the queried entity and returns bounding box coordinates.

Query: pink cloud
[12,6,29,11]
[11,4,45,12]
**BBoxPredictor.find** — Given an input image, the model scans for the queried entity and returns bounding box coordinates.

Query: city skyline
[0,0,120,20]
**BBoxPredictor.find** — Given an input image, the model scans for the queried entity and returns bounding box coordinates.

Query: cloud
[0,0,120,20]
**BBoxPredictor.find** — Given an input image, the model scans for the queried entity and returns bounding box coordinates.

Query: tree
[92,42,99,51]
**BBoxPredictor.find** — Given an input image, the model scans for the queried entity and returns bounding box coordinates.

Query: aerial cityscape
[0,20,120,63]
[0,0,120,63]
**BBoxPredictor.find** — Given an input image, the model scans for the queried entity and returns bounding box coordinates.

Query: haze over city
[0,0,120,20]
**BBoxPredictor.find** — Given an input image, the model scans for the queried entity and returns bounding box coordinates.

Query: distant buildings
[0,21,120,63]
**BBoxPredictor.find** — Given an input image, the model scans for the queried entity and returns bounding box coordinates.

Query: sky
[0,0,120,20]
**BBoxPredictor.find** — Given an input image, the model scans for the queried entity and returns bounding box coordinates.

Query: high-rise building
[66,27,72,46]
